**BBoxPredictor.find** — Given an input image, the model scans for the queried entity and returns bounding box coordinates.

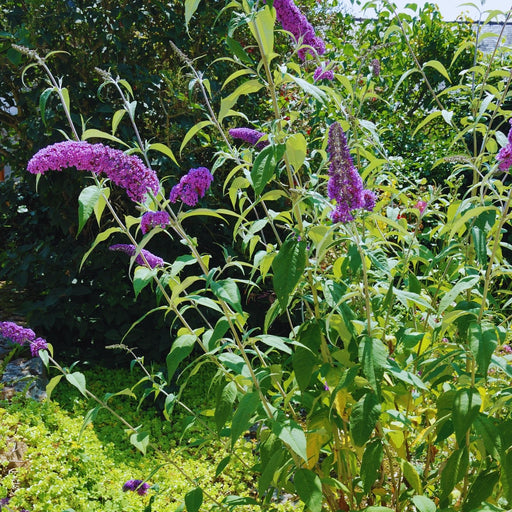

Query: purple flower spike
[0,321,48,358]
[140,211,171,235]
[497,120,512,172]
[27,141,159,203]
[314,64,334,82]
[229,128,269,150]
[109,244,164,269]
[370,58,381,77]
[270,0,326,60]
[169,167,213,207]
[327,122,375,223]
[123,479,150,496]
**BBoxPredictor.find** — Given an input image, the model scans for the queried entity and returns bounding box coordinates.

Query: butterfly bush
[0,321,48,357]
[370,58,381,77]
[109,244,164,269]
[497,119,512,171]
[327,122,376,223]
[27,140,159,203]
[122,479,150,496]
[270,0,326,60]
[313,64,334,82]
[229,127,269,150]
[169,167,214,207]
[140,211,171,234]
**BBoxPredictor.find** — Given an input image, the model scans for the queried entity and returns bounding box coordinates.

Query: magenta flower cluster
[313,65,334,82]
[271,0,326,60]
[497,119,512,172]
[109,244,164,269]
[370,58,381,77]
[122,479,150,496]
[27,141,159,203]
[229,128,269,150]
[327,122,376,223]
[0,321,48,357]
[140,211,171,234]
[169,167,214,207]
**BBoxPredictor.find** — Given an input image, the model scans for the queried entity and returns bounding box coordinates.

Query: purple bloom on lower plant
[109,244,164,269]
[140,211,171,234]
[169,167,213,207]
[229,128,269,150]
[27,141,159,203]
[327,122,375,223]
[123,479,150,496]
[370,58,381,77]
[0,321,48,357]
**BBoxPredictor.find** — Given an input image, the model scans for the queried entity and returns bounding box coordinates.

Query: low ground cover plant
[2,1,512,511]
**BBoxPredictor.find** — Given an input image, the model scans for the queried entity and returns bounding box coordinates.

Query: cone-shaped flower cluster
[0,321,48,357]
[169,167,213,207]
[140,211,171,234]
[229,128,269,150]
[109,244,164,269]
[314,64,334,82]
[27,141,159,203]
[327,122,376,223]
[271,0,326,60]
[497,120,512,172]
[122,479,150,496]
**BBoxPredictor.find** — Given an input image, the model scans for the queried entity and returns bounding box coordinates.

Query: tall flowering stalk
[27,141,159,203]
[228,128,269,150]
[327,122,375,223]
[169,167,214,207]
[0,321,48,357]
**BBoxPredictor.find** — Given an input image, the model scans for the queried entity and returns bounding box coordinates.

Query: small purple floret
[140,211,171,234]
[27,141,159,203]
[169,167,213,207]
[123,479,150,496]
[109,244,164,269]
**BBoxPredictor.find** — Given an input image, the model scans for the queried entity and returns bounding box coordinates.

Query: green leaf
[257,335,292,354]
[294,469,323,512]
[411,495,436,512]
[361,439,384,493]
[251,144,284,196]
[184,0,201,31]
[166,334,196,379]
[473,415,501,459]
[248,5,275,59]
[272,417,308,462]
[93,187,110,225]
[133,266,157,298]
[79,406,102,440]
[501,450,512,505]
[46,375,63,400]
[440,447,469,499]
[259,449,285,495]
[272,238,307,309]
[78,185,103,235]
[80,227,122,271]
[215,456,231,477]
[469,321,498,376]
[394,289,433,311]
[219,80,264,123]
[185,487,203,512]
[350,392,381,446]
[130,431,149,455]
[231,392,260,447]
[471,226,487,266]
[285,133,307,171]
[463,471,499,512]
[215,381,237,431]
[285,73,327,103]
[292,321,321,390]
[179,120,214,156]
[39,87,54,125]
[401,459,422,494]
[211,279,243,314]
[111,109,126,135]
[65,372,87,397]
[148,142,179,166]
[81,128,129,146]
[452,387,482,445]
[359,337,388,394]
[423,59,451,82]
[438,275,480,314]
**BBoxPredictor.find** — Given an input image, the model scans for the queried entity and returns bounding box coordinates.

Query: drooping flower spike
[229,128,269,150]
[327,122,376,223]
[109,244,164,269]
[27,141,159,203]
[122,479,150,496]
[497,119,512,172]
[0,321,48,357]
